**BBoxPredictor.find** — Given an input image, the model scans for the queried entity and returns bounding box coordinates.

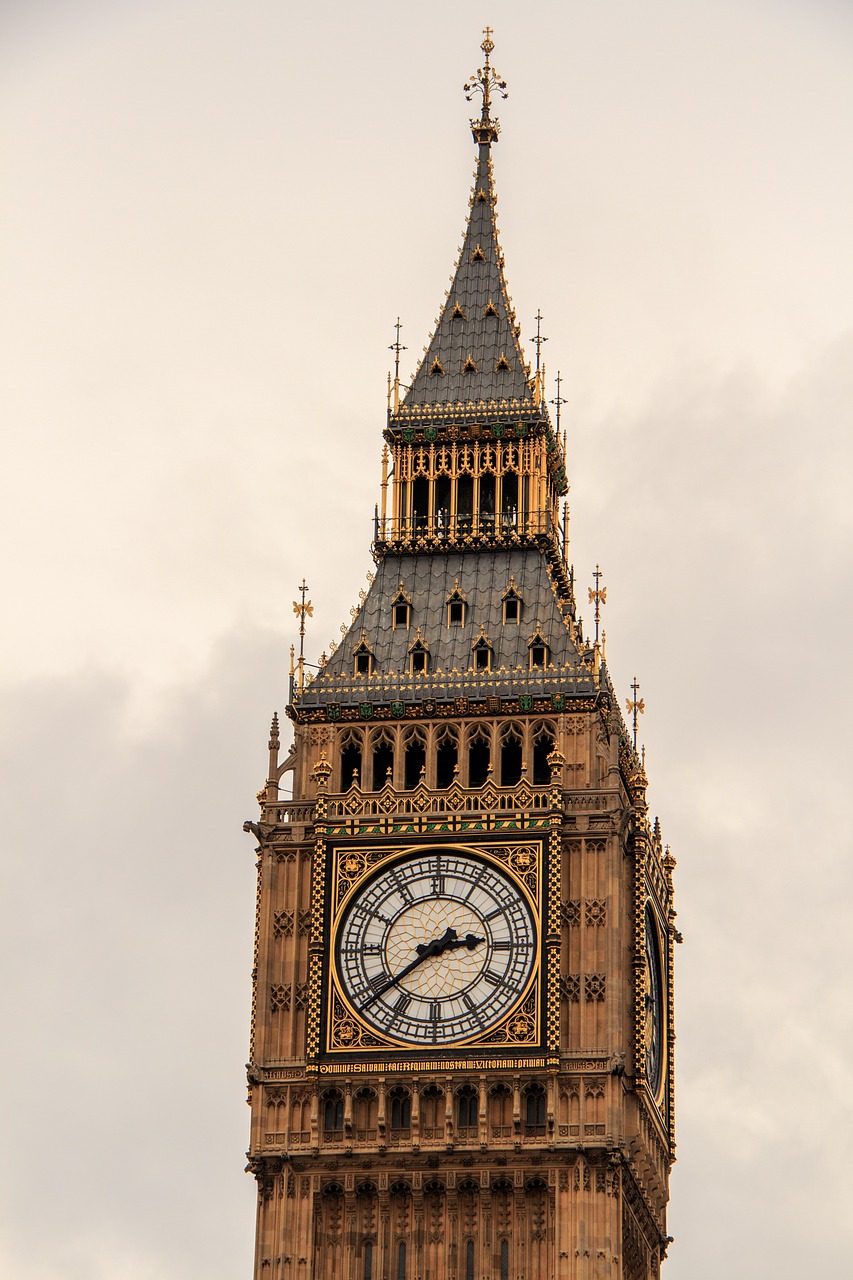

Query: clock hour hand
[359,927,484,1012]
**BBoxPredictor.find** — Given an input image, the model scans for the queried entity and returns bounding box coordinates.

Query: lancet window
[523,1083,546,1135]
[456,1084,478,1138]
[489,1083,513,1138]
[499,724,523,787]
[403,729,427,790]
[435,727,459,789]
[388,1087,411,1133]
[467,730,491,788]
[370,731,394,791]
[322,1090,344,1138]
[420,1084,445,1140]
[532,722,556,785]
[339,730,364,791]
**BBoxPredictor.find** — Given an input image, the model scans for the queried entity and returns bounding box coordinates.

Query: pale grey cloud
[2,1,852,1276]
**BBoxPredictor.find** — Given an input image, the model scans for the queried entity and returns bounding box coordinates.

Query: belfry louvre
[243,31,677,1280]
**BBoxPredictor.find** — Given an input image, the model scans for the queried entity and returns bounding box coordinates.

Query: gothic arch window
[396,1242,407,1280]
[388,1087,411,1133]
[479,473,495,528]
[403,729,427,790]
[489,1083,512,1138]
[391,585,412,630]
[523,1083,546,1134]
[532,721,556,785]
[369,730,395,791]
[412,476,429,531]
[457,474,474,533]
[435,726,459,789]
[322,1090,344,1137]
[502,578,523,624]
[465,1239,475,1280]
[420,1084,445,1139]
[339,729,364,791]
[499,723,523,787]
[435,475,451,533]
[501,470,518,528]
[467,728,491,788]
[456,1084,478,1133]
[363,1241,374,1280]
[500,1239,509,1280]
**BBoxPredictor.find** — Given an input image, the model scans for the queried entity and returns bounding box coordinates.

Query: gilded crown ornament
[464,27,507,145]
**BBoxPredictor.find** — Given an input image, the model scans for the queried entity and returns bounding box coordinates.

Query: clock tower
[243,32,677,1280]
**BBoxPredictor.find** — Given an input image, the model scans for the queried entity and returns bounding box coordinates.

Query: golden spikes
[495,353,510,371]
[463,355,479,373]
[484,299,498,317]
[429,357,446,376]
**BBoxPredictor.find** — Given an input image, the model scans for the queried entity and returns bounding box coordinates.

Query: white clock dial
[335,850,536,1045]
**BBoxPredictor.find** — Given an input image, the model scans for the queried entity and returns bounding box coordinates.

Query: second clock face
[335,849,537,1046]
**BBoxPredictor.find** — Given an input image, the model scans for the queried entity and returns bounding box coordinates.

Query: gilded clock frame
[320,837,546,1060]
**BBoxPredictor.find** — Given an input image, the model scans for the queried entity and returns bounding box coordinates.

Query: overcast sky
[1,1,852,1276]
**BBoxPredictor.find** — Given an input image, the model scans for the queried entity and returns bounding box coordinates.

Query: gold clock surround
[322,839,545,1058]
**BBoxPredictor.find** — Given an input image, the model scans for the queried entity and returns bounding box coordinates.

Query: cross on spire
[292,578,313,694]
[551,369,567,431]
[389,317,407,410]
[464,28,507,146]
[626,676,645,751]
[530,309,549,374]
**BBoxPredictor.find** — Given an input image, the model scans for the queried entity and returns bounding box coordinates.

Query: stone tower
[244,32,676,1280]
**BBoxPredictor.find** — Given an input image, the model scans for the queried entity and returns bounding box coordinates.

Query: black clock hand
[359,927,485,1012]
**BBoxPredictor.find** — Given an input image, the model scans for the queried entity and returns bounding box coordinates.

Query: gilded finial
[626,676,645,751]
[588,565,606,644]
[292,578,313,695]
[464,28,507,146]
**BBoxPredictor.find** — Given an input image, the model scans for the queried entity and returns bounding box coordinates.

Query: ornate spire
[464,27,507,147]
[399,31,533,413]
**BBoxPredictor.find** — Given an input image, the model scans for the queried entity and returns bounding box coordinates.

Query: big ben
[243,31,677,1280]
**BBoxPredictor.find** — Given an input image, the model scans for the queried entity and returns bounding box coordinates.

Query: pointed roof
[401,37,535,412]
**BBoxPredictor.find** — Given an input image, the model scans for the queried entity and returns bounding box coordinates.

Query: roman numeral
[430,1002,442,1022]
[431,875,445,896]
[393,993,412,1014]
[482,969,503,986]
[491,940,512,950]
[370,973,388,991]
[485,908,503,922]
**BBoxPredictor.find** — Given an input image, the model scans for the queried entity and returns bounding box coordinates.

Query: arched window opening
[404,735,426,790]
[389,1087,411,1132]
[398,480,409,528]
[435,476,451,533]
[501,472,518,527]
[397,1241,407,1280]
[500,730,523,787]
[479,474,495,528]
[466,1239,475,1280]
[456,1085,478,1134]
[371,735,394,790]
[528,631,550,670]
[457,475,474,532]
[363,1241,373,1280]
[340,738,362,790]
[533,727,555,785]
[524,1085,546,1135]
[420,1085,445,1139]
[500,1240,509,1280]
[489,1084,512,1138]
[436,732,458,790]
[412,476,429,531]
[354,1088,378,1141]
[323,1091,344,1136]
[468,732,490,788]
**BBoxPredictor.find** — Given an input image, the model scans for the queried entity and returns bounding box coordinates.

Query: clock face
[335,849,537,1046]
[644,903,664,1094]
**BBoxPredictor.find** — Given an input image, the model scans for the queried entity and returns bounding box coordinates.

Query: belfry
[244,31,676,1280]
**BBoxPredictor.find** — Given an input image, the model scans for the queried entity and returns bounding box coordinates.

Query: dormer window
[391,584,412,630]
[502,578,523,624]
[528,628,550,670]
[408,629,430,675]
[446,579,467,627]
[451,302,466,320]
[472,629,493,672]
[353,634,375,677]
